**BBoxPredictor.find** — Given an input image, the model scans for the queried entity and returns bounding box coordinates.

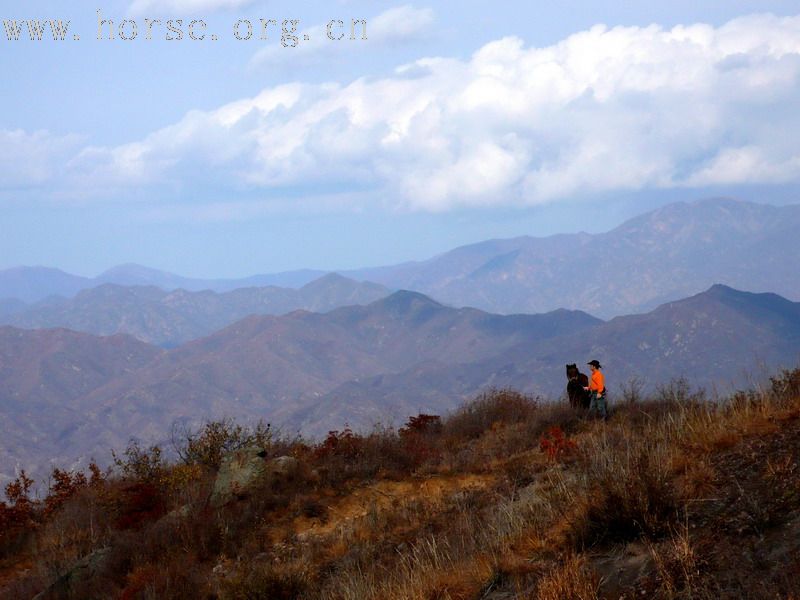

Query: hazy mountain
[0,298,27,318]
[301,285,800,434]
[0,264,328,304]
[78,291,600,426]
[346,198,800,317]
[5,199,797,318]
[0,267,91,303]
[96,264,327,292]
[1,274,390,346]
[0,327,162,483]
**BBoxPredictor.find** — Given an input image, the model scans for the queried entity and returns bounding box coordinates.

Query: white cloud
[0,129,83,190]
[12,14,800,211]
[369,5,435,43]
[128,0,257,16]
[686,147,800,186]
[249,5,435,68]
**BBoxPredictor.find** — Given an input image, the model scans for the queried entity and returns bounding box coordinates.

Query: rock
[210,445,269,507]
[33,547,111,600]
[268,455,299,477]
[209,449,301,508]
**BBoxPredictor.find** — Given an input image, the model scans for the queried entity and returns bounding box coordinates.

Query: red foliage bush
[0,471,35,528]
[539,426,577,461]
[44,468,88,518]
[0,471,37,557]
[315,428,364,460]
[399,414,443,468]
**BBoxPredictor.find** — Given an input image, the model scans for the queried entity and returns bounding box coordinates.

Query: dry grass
[536,554,600,600]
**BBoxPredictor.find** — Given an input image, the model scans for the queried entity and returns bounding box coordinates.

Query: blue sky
[2,0,799,277]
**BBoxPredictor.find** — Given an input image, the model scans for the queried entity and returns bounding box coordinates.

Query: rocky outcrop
[210,447,299,507]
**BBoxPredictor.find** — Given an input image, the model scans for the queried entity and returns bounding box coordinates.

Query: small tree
[1,471,36,552]
[112,440,167,482]
[44,468,88,517]
[620,376,645,405]
[171,418,274,469]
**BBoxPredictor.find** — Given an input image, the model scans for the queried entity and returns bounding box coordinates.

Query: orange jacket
[589,370,605,394]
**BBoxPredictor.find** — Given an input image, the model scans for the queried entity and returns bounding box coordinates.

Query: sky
[1,0,799,277]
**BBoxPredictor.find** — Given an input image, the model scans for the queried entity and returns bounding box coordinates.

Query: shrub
[112,440,167,484]
[443,389,538,441]
[770,367,800,403]
[44,467,90,518]
[313,426,421,484]
[399,414,443,437]
[654,378,705,407]
[0,470,36,556]
[539,426,577,461]
[113,482,167,530]
[172,418,274,469]
[575,439,678,547]
[117,554,205,600]
[399,414,443,470]
[619,376,646,405]
[315,427,363,461]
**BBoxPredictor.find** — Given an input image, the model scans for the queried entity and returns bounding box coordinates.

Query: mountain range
[345,198,800,317]
[309,284,800,433]
[2,284,800,484]
[0,274,390,347]
[0,264,327,304]
[1,199,798,319]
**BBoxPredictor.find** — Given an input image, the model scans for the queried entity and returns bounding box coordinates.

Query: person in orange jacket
[584,359,607,420]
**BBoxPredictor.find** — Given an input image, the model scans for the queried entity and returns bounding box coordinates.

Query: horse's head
[566,363,579,379]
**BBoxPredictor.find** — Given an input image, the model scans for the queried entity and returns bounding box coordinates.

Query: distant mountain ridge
[344,198,800,317]
[0,264,328,304]
[0,274,390,346]
[3,199,798,318]
[2,284,800,483]
[0,267,91,304]
[96,264,327,293]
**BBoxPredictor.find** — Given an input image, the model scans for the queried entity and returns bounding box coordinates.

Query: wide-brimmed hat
[587,360,602,368]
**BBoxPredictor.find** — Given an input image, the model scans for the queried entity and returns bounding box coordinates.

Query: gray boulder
[210,445,269,507]
[210,447,300,507]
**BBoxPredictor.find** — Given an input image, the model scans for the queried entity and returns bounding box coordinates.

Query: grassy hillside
[2,368,800,599]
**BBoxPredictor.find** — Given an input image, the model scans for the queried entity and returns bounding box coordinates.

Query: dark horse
[566,363,591,409]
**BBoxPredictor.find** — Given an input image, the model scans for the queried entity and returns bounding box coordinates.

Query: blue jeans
[589,391,607,419]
